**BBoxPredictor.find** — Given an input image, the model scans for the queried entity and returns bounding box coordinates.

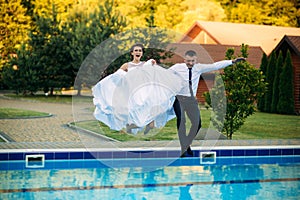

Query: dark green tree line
[258,50,295,114]
[277,51,295,114]
[264,51,276,113]
[2,0,127,95]
[271,51,283,113]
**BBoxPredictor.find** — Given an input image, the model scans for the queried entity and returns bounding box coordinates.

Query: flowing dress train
[92,60,186,133]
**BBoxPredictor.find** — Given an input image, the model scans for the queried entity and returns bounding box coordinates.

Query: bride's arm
[143,59,157,67]
[120,63,129,72]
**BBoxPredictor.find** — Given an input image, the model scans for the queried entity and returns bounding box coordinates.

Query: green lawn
[74,109,299,141]
[234,112,299,139]
[0,108,50,119]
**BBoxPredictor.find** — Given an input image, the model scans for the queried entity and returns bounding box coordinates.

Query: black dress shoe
[187,146,193,156]
[180,151,188,158]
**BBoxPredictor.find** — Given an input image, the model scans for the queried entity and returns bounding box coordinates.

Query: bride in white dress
[92,43,186,134]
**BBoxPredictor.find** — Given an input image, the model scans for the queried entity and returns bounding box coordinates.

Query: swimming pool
[0,147,299,199]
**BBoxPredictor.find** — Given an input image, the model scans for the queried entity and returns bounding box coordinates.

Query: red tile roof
[275,35,300,56]
[179,21,300,55]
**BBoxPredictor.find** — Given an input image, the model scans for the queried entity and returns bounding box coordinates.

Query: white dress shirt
[169,60,233,97]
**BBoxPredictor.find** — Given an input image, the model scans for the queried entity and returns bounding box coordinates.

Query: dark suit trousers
[173,96,201,153]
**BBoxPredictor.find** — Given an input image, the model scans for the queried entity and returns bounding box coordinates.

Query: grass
[234,112,300,139]
[74,109,299,141]
[0,108,50,119]
[72,108,213,141]
[4,94,92,104]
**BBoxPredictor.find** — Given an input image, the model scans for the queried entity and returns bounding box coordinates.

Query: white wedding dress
[92,60,186,134]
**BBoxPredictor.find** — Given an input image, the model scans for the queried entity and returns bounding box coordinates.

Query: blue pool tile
[192,150,200,157]
[70,152,84,159]
[257,149,269,156]
[255,156,270,164]
[233,150,245,156]
[281,149,294,156]
[245,150,257,156]
[113,151,126,159]
[167,150,180,158]
[170,158,184,166]
[55,152,69,160]
[219,150,232,157]
[293,156,300,163]
[154,151,168,158]
[270,149,281,156]
[69,160,85,168]
[214,150,221,157]
[126,151,141,158]
[0,162,8,170]
[233,157,246,164]
[280,156,295,164]
[97,151,112,159]
[84,160,105,168]
[140,151,155,158]
[54,160,70,168]
[9,153,24,160]
[84,152,95,159]
[43,153,54,160]
[243,157,258,164]
[44,161,55,169]
[294,148,300,155]
[0,153,9,161]
[8,161,25,170]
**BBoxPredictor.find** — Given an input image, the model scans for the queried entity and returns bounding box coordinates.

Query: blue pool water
[0,156,299,200]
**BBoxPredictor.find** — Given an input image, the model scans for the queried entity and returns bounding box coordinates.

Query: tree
[115,0,187,29]
[204,44,266,139]
[0,0,31,66]
[264,51,276,113]
[271,51,283,113]
[296,0,300,27]
[32,0,75,24]
[2,44,39,94]
[257,53,268,112]
[175,0,226,32]
[27,5,74,95]
[277,50,295,114]
[217,0,299,27]
[69,0,128,95]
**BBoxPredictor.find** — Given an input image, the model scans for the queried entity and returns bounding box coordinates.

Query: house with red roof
[178,21,300,55]
[165,21,300,110]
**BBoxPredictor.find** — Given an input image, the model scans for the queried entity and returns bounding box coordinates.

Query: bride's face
[131,46,143,61]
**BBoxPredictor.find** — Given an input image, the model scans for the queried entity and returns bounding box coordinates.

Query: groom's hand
[233,57,246,64]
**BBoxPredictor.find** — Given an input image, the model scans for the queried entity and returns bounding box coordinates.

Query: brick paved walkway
[0,95,110,148]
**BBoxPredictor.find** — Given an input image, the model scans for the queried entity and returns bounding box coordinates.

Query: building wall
[196,74,215,104]
[193,32,217,45]
[291,53,300,114]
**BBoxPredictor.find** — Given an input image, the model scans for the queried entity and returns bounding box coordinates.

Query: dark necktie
[188,68,193,96]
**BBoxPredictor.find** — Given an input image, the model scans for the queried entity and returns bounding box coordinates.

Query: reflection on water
[0,160,299,200]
